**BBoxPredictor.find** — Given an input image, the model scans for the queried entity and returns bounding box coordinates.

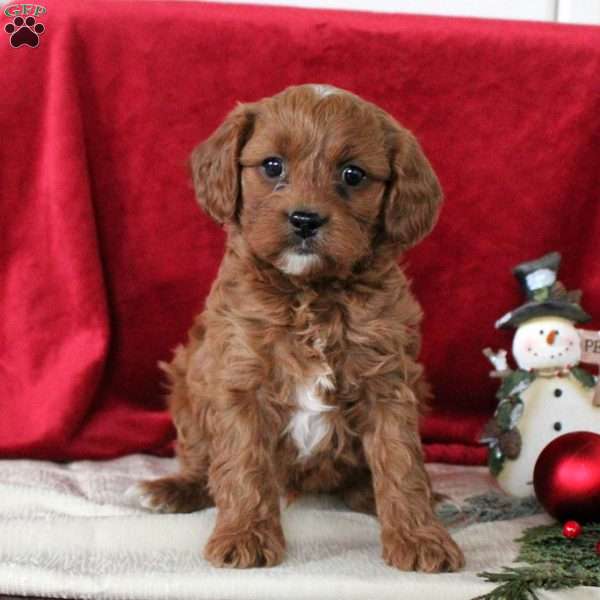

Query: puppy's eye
[342,165,366,187]
[262,157,284,179]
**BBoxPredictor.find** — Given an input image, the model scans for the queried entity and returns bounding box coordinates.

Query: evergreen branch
[474,522,600,599]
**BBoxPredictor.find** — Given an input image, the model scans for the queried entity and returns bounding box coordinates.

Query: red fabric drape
[1,0,599,463]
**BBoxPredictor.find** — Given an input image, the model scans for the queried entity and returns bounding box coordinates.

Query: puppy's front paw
[204,521,285,568]
[383,524,464,572]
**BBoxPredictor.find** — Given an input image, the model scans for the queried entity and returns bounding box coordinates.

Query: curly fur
[138,84,464,572]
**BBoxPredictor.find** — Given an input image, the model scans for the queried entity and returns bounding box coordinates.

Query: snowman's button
[554,421,563,431]
[554,388,563,397]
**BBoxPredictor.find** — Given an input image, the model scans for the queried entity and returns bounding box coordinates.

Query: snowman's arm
[482,348,512,378]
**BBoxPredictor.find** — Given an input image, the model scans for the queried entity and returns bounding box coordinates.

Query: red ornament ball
[562,520,582,539]
[533,431,600,523]
[596,541,600,556]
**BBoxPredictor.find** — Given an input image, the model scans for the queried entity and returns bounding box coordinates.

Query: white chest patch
[287,371,334,459]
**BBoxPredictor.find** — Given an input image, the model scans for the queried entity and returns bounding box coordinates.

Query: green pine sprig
[474,523,600,600]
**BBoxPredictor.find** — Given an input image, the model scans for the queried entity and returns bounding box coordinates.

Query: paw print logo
[4,16,45,48]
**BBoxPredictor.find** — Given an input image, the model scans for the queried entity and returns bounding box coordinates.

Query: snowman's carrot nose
[546,330,558,345]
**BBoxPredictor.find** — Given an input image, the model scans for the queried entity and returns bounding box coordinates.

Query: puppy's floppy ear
[190,103,255,225]
[381,117,442,250]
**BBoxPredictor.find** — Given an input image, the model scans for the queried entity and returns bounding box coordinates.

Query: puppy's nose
[289,211,327,238]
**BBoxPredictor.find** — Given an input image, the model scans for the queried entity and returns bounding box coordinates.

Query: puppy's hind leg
[130,351,213,513]
[130,427,213,514]
[127,418,212,513]
[131,473,213,514]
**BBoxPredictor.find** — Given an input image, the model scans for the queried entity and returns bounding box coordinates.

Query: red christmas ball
[534,431,600,523]
[562,520,582,539]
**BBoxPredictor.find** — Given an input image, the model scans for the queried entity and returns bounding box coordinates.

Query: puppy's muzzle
[289,211,328,239]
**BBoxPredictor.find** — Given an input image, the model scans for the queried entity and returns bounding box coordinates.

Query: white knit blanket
[0,455,592,600]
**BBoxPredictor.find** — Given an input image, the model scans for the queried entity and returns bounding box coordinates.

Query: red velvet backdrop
[1,0,599,463]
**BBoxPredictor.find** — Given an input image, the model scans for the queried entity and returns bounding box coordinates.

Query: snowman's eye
[553,422,562,432]
[539,330,544,335]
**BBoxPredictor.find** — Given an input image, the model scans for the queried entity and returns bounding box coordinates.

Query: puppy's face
[191,85,442,279]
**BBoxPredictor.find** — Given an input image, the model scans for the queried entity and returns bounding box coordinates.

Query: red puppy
[135,84,464,572]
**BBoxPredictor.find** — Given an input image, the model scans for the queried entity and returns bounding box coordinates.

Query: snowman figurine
[482,252,600,497]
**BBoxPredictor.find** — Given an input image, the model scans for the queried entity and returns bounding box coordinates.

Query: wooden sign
[579,330,600,406]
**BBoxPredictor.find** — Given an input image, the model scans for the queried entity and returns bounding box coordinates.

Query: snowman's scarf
[496,366,595,401]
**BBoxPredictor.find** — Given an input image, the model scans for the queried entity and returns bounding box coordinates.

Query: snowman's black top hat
[495,251,591,329]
